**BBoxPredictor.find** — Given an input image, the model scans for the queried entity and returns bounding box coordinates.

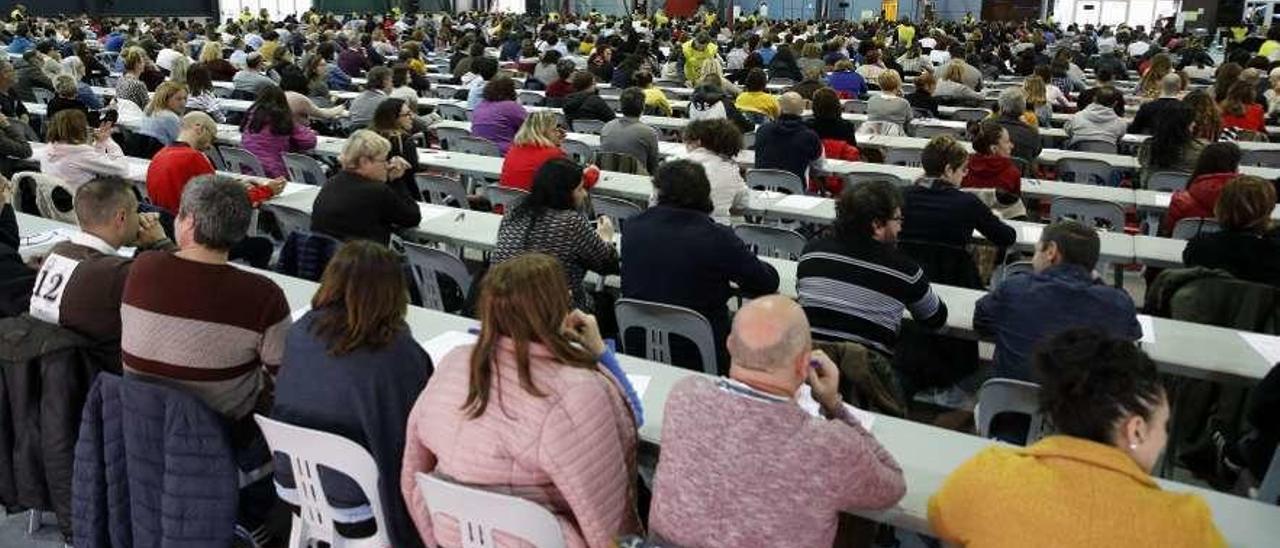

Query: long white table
[12,210,1277,547]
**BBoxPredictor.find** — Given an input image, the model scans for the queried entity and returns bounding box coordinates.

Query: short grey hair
[53,74,77,97]
[998,87,1026,116]
[1160,72,1183,95]
[178,175,251,251]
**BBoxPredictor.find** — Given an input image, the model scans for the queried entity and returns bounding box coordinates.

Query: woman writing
[241,85,318,179]
[312,130,419,246]
[962,121,1023,212]
[500,111,567,191]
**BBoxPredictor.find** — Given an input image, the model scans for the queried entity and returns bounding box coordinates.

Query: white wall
[1053,0,1180,29]
[218,0,314,22]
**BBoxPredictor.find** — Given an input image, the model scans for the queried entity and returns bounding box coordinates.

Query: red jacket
[962,154,1022,196]
[146,143,273,212]
[1161,171,1238,236]
[1221,104,1265,133]
[499,144,566,191]
[812,138,860,195]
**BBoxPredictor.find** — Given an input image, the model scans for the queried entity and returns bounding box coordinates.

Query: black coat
[562,89,616,126]
[0,314,107,540]
[1183,229,1280,287]
[0,205,33,318]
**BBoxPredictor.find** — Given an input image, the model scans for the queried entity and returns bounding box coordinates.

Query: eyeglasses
[398,111,412,118]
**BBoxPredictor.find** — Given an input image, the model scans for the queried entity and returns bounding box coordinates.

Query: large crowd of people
[1,5,1279,547]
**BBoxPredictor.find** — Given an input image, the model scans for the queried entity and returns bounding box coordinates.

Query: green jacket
[1146,267,1280,333]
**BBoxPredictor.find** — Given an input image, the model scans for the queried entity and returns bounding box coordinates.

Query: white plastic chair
[883,147,923,167]
[436,102,468,122]
[456,136,501,157]
[402,241,473,313]
[561,138,593,164]
[589,195,644,228]
[262,203,312,240]
[951,108,991,122]
[218,146,267,177]
[517,91,545,106]
[1170,217,1221,240]
[615,298,719,375]
[1067,139,1119,154]
[1146,171,1191,192]
[734,223,806,260]
[1057,158,1115,186]
[435,126,470,151]
[975,378,1049,445]
[255,415,391,548]
[841,100,868,114]
[1049,197,1126,232]
[413,472,567,548]
[570,119,606,134]
[745,168,806,195]
[416,174,471,209]
[487,185,530,212]
[13,171,77,223]
[913,124,965,139]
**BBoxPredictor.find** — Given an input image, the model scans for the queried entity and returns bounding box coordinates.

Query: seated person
[902,134,1016,248]
[734,68,779,122]
[492,159,618,312]
[930,329,1226,547]
[649,296,905,546]
[241,85,318,179]
[470,76,527,154]
[905,71,940,117]
[797,180,947,356]
[43,109,127,191]
[1138,102,1204,187]
[1161,142,1242,236]
[962,121,1023,206]
[754,92,822,185]
[633,70,672,116]
[562,70,616,127]
[273,241,432,547]
[543,58,576,103]
[866,70,913,131]
[28,179,173,368]
[1064,86,1129,149]
[499,111,566,191]
[312,130,420,246]
[975,220,1142,381]
[47,74,96,126]
[621,160,779,372]
[600,87,660,175]
[0,177,33,317]
[400,253,641,547]
[673,118,750,223]
[1184,175,1280,286]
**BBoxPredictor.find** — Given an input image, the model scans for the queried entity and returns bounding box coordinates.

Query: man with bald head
[648,295,905,548]
[753,91,823,184]
[1128,72,1184,135]
[146,111,285,213]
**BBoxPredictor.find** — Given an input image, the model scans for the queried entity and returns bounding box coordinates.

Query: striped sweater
[120,252,290,419]
[796,234,947,355]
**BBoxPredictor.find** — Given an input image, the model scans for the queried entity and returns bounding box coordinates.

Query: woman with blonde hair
[798,41,825,75]
[866,69,913,132]
[699,56,740,95]
[139,81,188,145]
[168,54,192,85]
[1023,76,1051,127]
[400,252,641,547]
[934,62,983,103]
[312,129,418,246]
[499,111,567,191]
[198,40,237,81]
[115,46,151,109]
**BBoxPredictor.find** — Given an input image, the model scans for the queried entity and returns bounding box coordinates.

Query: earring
[1129,442,1138,450]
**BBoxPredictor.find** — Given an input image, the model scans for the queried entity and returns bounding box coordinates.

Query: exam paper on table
[774,195,827,210]
[421,330,480,364]
[1137,315,1156,344]
[1019,224,1043,243]
[291,307,311,322]
[796,385,876,430]
[419,203,459,223]
[1240,332,1280,366]
[1152,194,1172,207]
[626,374,651,399]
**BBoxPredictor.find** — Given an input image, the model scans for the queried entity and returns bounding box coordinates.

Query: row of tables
[12,210,1277,547]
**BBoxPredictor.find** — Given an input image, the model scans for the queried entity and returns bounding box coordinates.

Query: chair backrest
[734,223,806,260]
[1057,158,1115,186]
[218,146,267,177]
[1049,197,1126,232]
[1170,217,1222,240]
[570,118,606,134]
[456,135,502,157]
[975,378,1049,444]
[590,195,644,229]
[413,472,567,548]
[913,124,965,139]
[13,171,77,223]
[951,108,991,122]
[416,174,470,209]
[615,298,718,375]
[745,168,806,195]
[990,260,1034,288]
[1257,445,1280,504]
[767,77,796,86]
[842,100,868,114]
[402,242,473,313]
[435,126,470,151]
[557,138,591,164]
[1241,148,1280,168]
[593,151,647,175]
[1146,171,1191,192]
[486,185,530,212]
[282,153,328,186]
[32,88,53,105]
[843,172,906,190]
[911,107,933,119]
[741,131,755,149]
[602,96,621,112]
[1068,139,1119,154]
[254,415,391,548]
[262,203,312,240]
[436,102,468,122]
[884,146,923,167]
[516,91,545,106]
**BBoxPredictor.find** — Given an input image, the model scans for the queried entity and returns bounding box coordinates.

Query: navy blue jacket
[974,263,1142,381]
[621,206,779,366]
[753,114,822,182]
[902,179,1017,248]
[73,374,239,548]
[272,310,432,548]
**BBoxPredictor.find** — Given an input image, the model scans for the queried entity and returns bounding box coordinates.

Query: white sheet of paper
[290,306,310,321]
[1153,194,1172,207]
[1137,315,1157,344]
[420,330,479,364]
[419,204,459,223]
[626,374,651,399]
[1020,224,1044,243]
[775,195,827,210]
[19,228,77,251]
[795,385,875,430]
[276,183,310,198]
[754,190,785,200]
[1240,332,1280,365]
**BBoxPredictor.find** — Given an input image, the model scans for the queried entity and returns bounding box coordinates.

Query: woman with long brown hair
[400,252,642,548]
[274,240,432,548]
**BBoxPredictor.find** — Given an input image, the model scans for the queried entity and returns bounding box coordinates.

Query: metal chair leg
[26,509,38,535]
